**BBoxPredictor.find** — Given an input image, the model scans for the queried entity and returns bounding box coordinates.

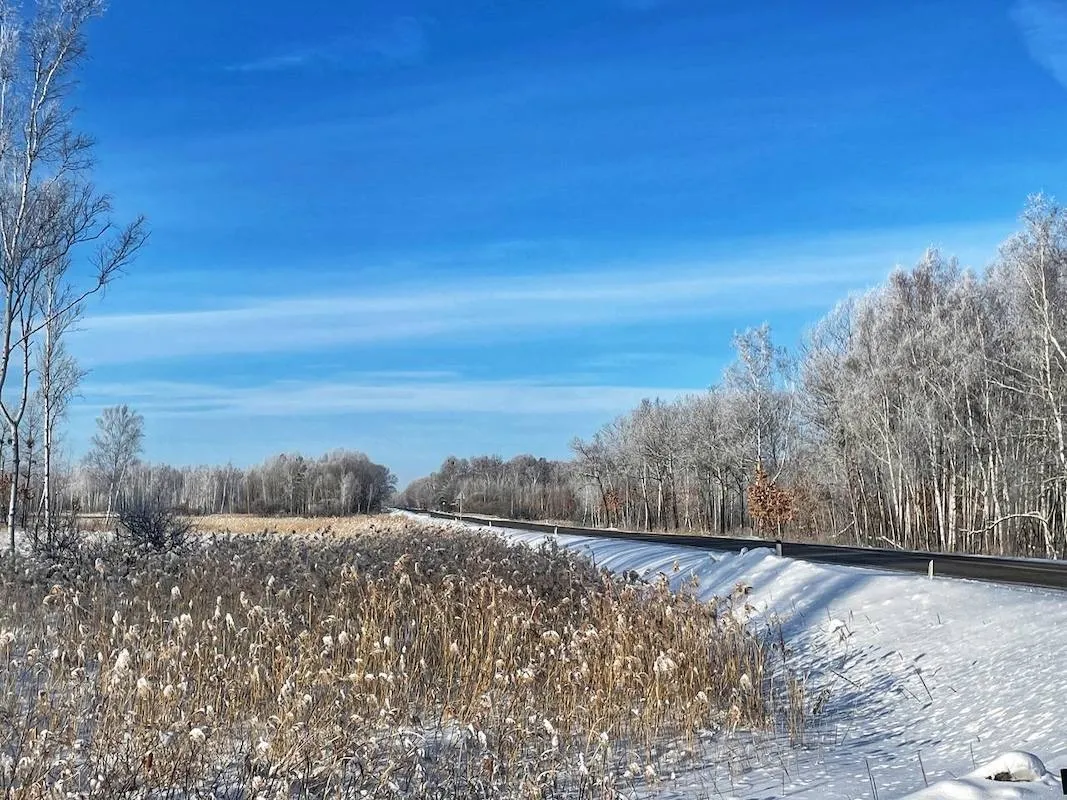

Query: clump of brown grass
[0,515,790,798]
[193,513,385,537]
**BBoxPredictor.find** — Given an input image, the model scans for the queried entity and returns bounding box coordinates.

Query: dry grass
[193,514,386,537]
[0,514,797,798]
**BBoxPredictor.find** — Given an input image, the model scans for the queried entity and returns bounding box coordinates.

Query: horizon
[59,0,1067,486]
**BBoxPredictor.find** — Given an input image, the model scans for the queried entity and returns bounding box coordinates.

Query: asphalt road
[404,508,1067,591]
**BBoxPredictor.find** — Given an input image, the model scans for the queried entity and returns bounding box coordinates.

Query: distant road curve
[399,508,1067,591]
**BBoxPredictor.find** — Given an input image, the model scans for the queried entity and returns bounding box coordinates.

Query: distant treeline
[402,455,576,521]
[58,450,396,517]
[401,198,1067,560]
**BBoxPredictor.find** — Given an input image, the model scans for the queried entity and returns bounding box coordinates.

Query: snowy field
[414,515,1067,799]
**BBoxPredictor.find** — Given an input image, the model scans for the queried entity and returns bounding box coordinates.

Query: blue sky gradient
[64,0,1067,483]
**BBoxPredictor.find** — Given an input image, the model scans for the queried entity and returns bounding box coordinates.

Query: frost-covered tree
[0,0,145,550]
[398,197,1067,558]
[84,405,144,524]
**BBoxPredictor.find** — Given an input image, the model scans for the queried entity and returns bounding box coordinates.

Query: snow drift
[902,751,1062,799]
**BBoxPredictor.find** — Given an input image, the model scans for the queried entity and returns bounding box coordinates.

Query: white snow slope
[423,516,1067,799]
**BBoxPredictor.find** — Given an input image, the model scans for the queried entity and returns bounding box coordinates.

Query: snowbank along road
[406,513,1067,799]
[409,509,1067,590]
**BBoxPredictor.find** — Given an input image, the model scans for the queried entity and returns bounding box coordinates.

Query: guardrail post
[775,540,783,558]
[553,526,558,535]
[487,520,492,528]
[928,560,934,579]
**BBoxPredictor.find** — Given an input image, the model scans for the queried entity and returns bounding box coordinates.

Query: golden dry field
[192,514,392,536]
[0,513,801,798]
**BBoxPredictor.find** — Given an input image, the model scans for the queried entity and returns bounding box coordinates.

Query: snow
[905,752,1062,799]
[410,514,1067,799]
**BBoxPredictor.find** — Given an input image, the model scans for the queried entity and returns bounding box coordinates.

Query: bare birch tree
[84,404,142,524]
[36,293,82,536]
[0,1,146,552]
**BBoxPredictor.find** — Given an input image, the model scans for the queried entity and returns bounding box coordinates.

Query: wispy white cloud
[80,376,694,418]
[228,17,428,74]
[72,219,1015,367]
[230,51,322,74]
[72,257,880,365]
[1012,0,1067,88]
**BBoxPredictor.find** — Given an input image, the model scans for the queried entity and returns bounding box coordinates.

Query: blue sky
[62,0,1067,484]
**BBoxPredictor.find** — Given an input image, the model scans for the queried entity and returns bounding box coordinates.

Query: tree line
[103,450,397,518]
[401,198,1067,560]
[4,401,397,529]
[401,455,576,521]
[42,404,395,518]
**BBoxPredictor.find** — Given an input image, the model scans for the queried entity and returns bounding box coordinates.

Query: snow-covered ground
[413,515,1067,799]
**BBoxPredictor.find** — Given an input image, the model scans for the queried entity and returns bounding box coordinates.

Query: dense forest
[401,198,1067,559]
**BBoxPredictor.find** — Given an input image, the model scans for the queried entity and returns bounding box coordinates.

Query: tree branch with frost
[0,0,145,554]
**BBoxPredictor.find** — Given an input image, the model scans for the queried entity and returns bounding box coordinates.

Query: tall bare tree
[84,404,143,524]
[0,1,146,551]
[36,281,82,535]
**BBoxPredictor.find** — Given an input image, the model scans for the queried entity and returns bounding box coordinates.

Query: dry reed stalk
[0,514,811,798]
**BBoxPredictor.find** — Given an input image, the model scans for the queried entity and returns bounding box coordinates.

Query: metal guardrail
[401,508,1067,591]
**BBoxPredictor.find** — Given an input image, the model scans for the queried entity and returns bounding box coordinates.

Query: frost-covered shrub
[117,502,192,552]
